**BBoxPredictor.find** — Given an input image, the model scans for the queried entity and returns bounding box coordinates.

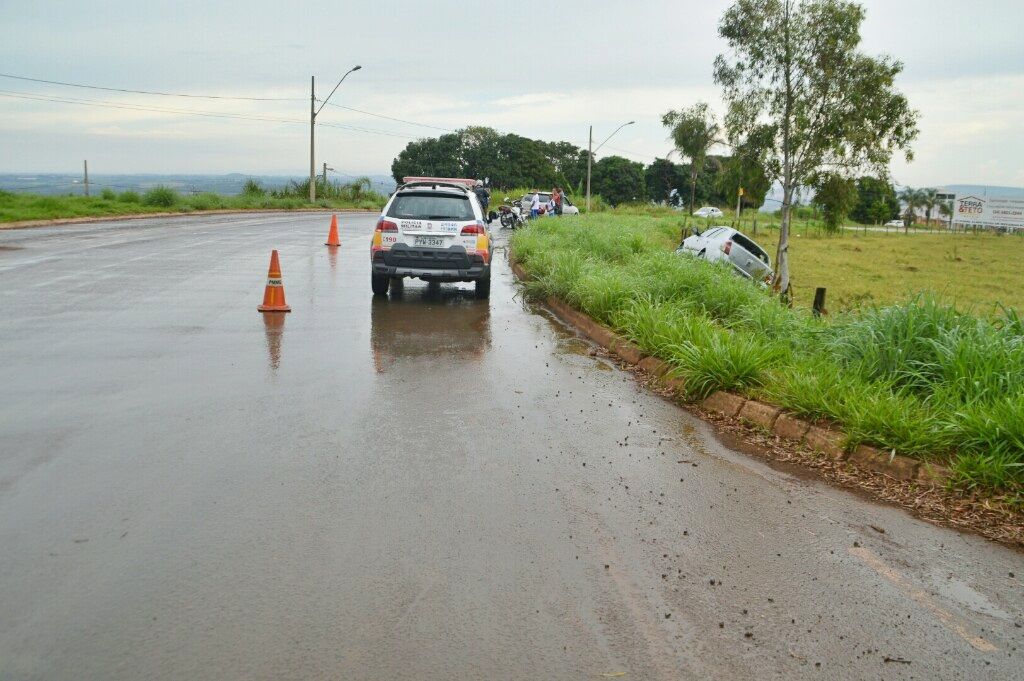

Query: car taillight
[722,240,733,255]
[461,221,485,235]
[376,218,398,232]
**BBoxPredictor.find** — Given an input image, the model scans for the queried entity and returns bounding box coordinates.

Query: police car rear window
[388,193,474,221]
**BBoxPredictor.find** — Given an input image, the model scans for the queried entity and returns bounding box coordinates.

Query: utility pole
[309,76,316,202]
[309,66,362,204]
[83,160,89,197]
[736,186,743,227]
[586,126,593,213]
[586,121,634,213]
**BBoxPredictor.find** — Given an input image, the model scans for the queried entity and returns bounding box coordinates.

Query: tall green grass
[512,214,1024,496]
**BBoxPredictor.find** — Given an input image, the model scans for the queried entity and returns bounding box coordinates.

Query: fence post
[812,287,827,317]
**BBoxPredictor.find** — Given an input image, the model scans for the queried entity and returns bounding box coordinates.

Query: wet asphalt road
[1,212,1021,680]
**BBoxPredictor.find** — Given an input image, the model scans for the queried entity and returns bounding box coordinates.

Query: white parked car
[371,177,492,298]
[693,206,724,219]
[676,226,773,284]
[884,219,903,227]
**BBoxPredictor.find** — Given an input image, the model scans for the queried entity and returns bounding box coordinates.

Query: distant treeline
[391,126,906,220]
[391,126,771,208]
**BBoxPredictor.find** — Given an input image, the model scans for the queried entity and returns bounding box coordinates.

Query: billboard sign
[953,194,1024,230]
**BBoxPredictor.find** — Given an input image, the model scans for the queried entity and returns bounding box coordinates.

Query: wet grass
[0,187,386,224]
[511,213,1024,497]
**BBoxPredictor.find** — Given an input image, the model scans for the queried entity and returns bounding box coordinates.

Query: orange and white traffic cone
[257,250,291,312]
[325,214,341,247]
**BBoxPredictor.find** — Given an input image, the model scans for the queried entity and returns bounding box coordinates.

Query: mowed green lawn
[645,216,1024,313]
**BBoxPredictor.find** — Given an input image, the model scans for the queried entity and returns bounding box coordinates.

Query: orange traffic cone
[325,214,341,247]
[257,250,291,312]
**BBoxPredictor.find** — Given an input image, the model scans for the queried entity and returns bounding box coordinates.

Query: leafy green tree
[938,199,953,226]
[458,126,504,183]
[811,173,858,232]
[645,158,688,204]
[716,152,772,213]
[898,186,923,233]
[494,134,556,189]
[391,127,566,190]
[662,102,721,215]
[538,141,589,191]
[592,156,646,206]
[391,133,464,183]
[851,176,898,223]
[715,0,919,302]
[869,199,891,225]
[919,187,939,226]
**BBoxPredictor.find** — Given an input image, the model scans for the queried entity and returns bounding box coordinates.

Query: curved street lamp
[310,65,362,202]
[587,120,634,212]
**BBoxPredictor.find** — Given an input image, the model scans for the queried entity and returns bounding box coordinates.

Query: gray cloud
[1,0,1021,186]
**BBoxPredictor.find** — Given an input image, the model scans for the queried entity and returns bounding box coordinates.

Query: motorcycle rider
[474,180,491,222]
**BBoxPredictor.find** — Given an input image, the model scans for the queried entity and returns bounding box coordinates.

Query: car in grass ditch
[371,177,492,298]
[676,226,773,285]
[692,206,724,218]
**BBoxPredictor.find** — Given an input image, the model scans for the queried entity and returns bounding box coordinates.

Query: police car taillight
[460,221,485,235]
[372,218,398,254]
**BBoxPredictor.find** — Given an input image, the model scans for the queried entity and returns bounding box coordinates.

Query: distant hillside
[0,173,397,197]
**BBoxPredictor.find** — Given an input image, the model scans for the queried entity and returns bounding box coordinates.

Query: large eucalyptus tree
[714,0,919,302]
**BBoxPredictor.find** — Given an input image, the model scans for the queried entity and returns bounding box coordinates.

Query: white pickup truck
[676,226,774,285]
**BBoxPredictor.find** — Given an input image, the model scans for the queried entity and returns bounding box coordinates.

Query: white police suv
[371,177,492,298]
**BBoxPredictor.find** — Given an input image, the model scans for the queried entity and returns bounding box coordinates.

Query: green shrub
[142,185,178,207]
[189,192,224,211]
[665,328,777,398]
[100,188,117,200]
[241,178,265,196]
[118,191,141,203]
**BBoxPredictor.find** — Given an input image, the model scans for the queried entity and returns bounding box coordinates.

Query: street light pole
[309,65,362,203]
[585,120,634,213]
[586,126,592,213]
[309,76,315,202]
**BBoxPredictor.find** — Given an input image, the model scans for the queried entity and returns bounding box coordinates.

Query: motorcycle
[498,198,525,229]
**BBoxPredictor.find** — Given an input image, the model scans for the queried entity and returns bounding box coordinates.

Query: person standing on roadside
[530,191,541,219]
[553,186,563,217]
[474,180,491,222]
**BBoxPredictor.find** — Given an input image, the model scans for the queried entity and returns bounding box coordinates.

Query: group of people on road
[473,180,568,224]
[530,186,564,219]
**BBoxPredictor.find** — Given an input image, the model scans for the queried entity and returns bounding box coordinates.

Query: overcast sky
[1,0,1021,187]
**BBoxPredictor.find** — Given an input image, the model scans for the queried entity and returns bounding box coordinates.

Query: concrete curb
[0,207,378,230]
[508,257,953,487]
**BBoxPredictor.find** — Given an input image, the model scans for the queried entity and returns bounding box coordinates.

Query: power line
[322,102,455,133]
[0,71,453,136]
[0,72,304,102]
[0,90,420,140]
[0,72,666,160]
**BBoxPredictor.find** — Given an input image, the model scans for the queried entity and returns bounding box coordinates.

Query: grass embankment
[0,182,386,224]
[511,214,1024,498]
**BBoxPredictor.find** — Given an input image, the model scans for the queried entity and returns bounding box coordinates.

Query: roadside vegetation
[0,178,385,224]
[511,214,1024,498]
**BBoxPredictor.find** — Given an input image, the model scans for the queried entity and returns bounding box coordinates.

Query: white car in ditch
[692,206,724,219]
[676,226,773,285]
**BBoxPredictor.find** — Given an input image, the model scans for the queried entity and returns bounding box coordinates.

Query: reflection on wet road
[371,285,491,372]
[0,212,1021,680]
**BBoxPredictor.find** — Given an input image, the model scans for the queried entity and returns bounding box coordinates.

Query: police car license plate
[414,236,445,248]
